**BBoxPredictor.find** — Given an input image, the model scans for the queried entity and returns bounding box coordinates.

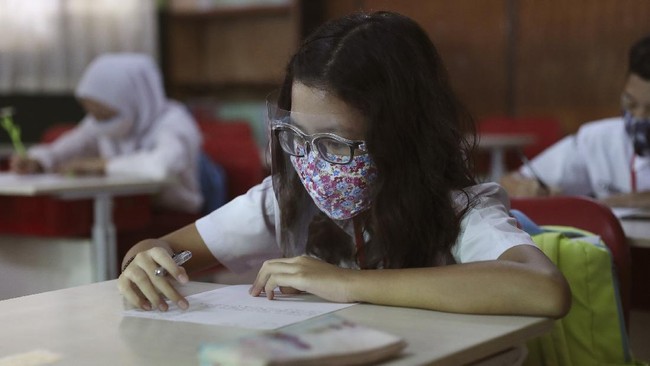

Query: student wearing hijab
[9,53,203,214]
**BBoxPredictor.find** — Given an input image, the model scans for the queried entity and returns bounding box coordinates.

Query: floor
[0,235,93,300]
[630,309,650,362]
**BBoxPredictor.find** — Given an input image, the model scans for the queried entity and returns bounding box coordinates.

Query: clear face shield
[266,94,378,264]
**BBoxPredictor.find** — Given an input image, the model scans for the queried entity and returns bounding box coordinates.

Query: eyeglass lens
[276,128,353,164]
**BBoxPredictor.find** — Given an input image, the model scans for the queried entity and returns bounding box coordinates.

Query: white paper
[122,285,356,329]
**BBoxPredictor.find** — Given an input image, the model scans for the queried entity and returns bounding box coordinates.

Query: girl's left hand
[250,256,356,303]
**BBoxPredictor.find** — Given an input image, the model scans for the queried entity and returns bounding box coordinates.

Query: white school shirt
[28,104,203,213]
[195,177,535,273]
[519,117,650,198]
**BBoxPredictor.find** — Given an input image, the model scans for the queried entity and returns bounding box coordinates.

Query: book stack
[199,314,406,365]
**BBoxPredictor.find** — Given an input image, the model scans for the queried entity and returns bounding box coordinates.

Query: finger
[150,273,189,310]
[250,261,298,297]
[147,248,189,309]
[117,274,152,311]
[123,265,167,311]
[150,249,189,284]
[264,273,300,300]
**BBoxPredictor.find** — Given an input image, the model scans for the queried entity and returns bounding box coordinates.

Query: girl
[118,12,570,317]
[10,53,203,214]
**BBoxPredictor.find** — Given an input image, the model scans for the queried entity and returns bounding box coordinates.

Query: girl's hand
[250,256,356,303]
[58,157,106,176]
[117,246,190,311]
[9,155,43,174]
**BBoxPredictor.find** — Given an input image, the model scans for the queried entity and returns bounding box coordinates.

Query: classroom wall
[3,1,650,145]
[323,0,650,135]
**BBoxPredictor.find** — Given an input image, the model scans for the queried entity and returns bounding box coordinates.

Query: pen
[155,250,192,277]
[517,149,550,193]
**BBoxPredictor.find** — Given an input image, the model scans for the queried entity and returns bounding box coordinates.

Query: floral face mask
[290,149,378,220]
[88,115,133,138]
[624,110,650,157]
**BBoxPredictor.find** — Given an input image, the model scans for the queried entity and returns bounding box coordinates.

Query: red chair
[198,119,265,199]
[510,196,631,328]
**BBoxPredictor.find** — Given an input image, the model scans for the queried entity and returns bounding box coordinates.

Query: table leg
[92,194,116,281]
[490,147,506,183]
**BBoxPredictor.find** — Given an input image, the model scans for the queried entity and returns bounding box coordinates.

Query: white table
[0,280,553,365]
[477,133,536,182]
[612,207,650,248]
[620,219,650,248]
[0,173,161,281]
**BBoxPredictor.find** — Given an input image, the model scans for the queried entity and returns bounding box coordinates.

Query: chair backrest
[198,120,265,199]
[510,196,631,328]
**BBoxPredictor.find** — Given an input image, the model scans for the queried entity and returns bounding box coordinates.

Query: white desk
[620,219,650,248]
[477,134,536,183]
[0,173,161,281]
[0,281,553,365]
[612,208,650,248]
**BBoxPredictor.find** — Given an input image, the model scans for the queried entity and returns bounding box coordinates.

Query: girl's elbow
[542,270,572,319]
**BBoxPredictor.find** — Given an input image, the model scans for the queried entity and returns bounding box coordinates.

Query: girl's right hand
[9,155,43,174]
[117,246,190,311]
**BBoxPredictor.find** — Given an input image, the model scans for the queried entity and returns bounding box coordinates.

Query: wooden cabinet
[163,1,300,98]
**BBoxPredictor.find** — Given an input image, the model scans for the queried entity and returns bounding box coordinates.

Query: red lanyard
[631,154,637,193]
[353,217,366,269]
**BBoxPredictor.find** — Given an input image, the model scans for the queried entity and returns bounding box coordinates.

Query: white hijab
[75,53,192,155]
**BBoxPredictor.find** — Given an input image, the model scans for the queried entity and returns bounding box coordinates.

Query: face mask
[88,115,133,138]
[623,111,650,157]
[290,149,378,220]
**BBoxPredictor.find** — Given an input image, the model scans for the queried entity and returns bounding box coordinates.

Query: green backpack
[525,229,647,366]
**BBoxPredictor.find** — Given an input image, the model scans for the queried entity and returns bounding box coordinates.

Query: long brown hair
[271,11,478,268]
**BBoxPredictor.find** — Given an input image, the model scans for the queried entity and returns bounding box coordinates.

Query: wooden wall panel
[165,3,300,99]
[516,0,650,133]
[323,0,650,135]
[325,0,509,120]
[204,15,298,84]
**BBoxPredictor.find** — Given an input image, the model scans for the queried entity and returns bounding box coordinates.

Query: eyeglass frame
[270,120,368,165]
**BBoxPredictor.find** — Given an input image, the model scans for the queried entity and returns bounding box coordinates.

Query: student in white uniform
[501,35,650,208]
[9,53,203,214]
[118,12,570,318]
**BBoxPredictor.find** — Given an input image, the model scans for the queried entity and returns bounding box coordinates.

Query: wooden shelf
[171,3,293,20]
[164,0,300,99]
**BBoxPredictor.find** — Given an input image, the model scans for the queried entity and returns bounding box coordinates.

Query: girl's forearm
[345,260,570,318]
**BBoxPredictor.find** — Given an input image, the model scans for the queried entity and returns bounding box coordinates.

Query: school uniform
[195,177,535,273]
[519,117,650,198]
[28,54,203,213]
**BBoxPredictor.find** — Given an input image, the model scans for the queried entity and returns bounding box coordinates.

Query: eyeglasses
[271,121,367,165]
